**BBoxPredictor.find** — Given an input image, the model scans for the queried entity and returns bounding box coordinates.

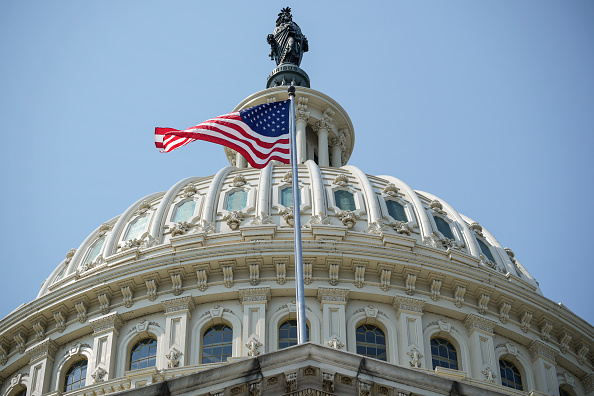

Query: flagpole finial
[288,85,296,97]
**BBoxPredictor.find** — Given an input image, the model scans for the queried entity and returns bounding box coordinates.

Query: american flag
[155,100,291,169]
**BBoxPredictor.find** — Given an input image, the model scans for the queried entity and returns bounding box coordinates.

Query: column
[313,108,335,167]
[317,287,349,349]
[162,295,195,368]
[239,287,271,356]
[393,296,426,368]
[330,131,346,168]
[236,152,247,169]
[463,314,498,380]
[88,312,123,383]
[295,96,309,164]
[528,340,560,396]
[25,338,58,396]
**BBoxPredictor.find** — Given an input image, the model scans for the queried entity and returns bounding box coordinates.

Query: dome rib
[343,165,380,224]
[202,166,236,223]
[150,176,206,242]
[256,163,273,215]
[104,192,163,258]
[379,175,432,239]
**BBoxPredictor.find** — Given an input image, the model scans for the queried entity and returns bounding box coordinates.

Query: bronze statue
[267,7,308,67]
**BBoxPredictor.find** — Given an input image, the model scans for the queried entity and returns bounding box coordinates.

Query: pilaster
[463,313,498,380]
[313,108,334,167]
[295,96,309,164]
[317,287,349,349]
[239,287,271,357]
[528,339,560,396]
[393,296,426,368]
[25,338,58,396]
[161,295,195,368]
[88,312,123,383]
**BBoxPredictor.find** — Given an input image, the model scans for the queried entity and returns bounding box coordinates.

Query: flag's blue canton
[239,100,290,138]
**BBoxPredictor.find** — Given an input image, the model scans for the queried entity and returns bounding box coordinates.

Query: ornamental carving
[322,372,335,393]
[317,288,349,304]
[429,200,446,215]
[180,185,198,197]
[367,221,384,235]
[481,367,496,383]
[469,222,484,236]
[226,149,237,167]
[382,183,402,197]
[134,201,152,216]
[332,174,349,187]
[64,248,76,264]
[280,207,294,225]
[26,339,59,364]
[308,212,331,226]
[407,348,423,368]
[393,296,425,314]
[167,221,193,237]
[338,210,357,228]
[224,211,244,230]
[193,219,215,234]
[231,174,248,187]
[246,337,263,356]
[239,287,271,304]
[250,212,274,225]
[282,170,292,184]
[166,348,182,368]
[89,312,123,335]
[0,343,7,365]
[423,232,464,251]
[326,337,344,349]
[389,221,414,236]
[97,222,113,237]
[162,295,195,314]
[92,366,108,383]
[464,314,496,335]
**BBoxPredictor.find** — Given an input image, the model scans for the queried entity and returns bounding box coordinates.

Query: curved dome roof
[39,162,538,298]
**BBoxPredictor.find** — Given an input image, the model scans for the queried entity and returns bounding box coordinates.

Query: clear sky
[1,1,593,326]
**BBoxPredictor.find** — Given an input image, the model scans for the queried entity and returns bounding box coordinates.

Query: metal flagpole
[288,85,307,344]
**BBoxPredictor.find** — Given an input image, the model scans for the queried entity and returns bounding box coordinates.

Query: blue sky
[1,1,593,326]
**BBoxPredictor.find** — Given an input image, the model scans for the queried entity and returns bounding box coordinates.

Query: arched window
[499,359,523,390]
[64,359,87,392]
[477,239,496,263]
[386,200,407,222]
[202,324,233,364]
[130,338,157,370]
[334,190,356,211]
[433,216,454,240]
[226,190,247,211]
[278,319,310,349]
[125,214,150,241]
[430,338,459,370]
[83,237,105,266]
[172,200,196,223]
[355,324,387,361]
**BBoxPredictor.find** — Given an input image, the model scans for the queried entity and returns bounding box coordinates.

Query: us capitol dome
[1,8,592,396]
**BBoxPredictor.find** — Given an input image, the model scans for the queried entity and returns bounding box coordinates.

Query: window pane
[202,324,233,363]
[129,338,157,370]
[84,238,105,265]
[173,200,196,223]
[499,359,523,390]
[226,190,247,211]
[355,324,387,361]
[278,319,310,349]
[334,190,356,211]
[125,215,149,241]
[386,200,407,222]
[64,359,88,392]
[430,338,458,370]
[477,239,496,262]
[434,216,454,240]
[281,187,303,208]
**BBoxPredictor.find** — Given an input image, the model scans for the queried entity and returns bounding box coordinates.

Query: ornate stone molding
[25,338,58,364]
[528,339,558,363]
[317,288,349,305]
[464,313,496,335]
[166,348,182,368]
[559,331,572,354]
[246,338,263,357]
[583,373,594,394]
[162,295,195,316]
[12,327,27,354]
[481,367,496,383]
[393,295,425,315]
[51,304,68,333]
[92,366,108,383]
[224,210,244,230]
[379,268,391,292]
[89,312,123,336]
[326,338,344,349]
[520,311,533,333]
[407,347,423,368]
[332,173,349,187]
[238,287,271,304]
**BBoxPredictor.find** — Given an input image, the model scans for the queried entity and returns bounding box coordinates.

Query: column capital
[238,287,271,305]
[392,295,425,315]
[89,312,123,336]
[162,295,195,316]
[25,338,58,364]
[317,287,349,306]
[464,313,497,336]
[528,339,558,364]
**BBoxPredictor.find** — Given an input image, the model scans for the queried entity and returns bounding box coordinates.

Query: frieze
[393,295,425,314]
[239,287,271,304]
[528,339,558,363]
[317,288,349,304]
[464,314,496,335]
